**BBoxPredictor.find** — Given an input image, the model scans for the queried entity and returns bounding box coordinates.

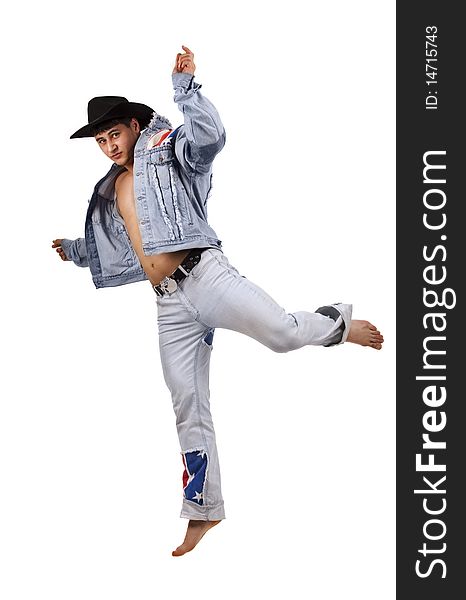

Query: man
[53,46,384,557]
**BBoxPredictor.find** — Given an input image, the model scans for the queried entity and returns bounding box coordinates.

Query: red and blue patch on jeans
[182,450,208,505]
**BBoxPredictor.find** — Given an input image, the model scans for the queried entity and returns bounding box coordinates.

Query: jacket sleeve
[172,72,226,173]
[60,237,89,268]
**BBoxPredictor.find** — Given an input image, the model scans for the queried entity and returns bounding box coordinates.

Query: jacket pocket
[92,220,140,276]
[148,146,173,190]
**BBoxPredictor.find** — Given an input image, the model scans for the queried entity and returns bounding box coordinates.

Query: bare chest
[114,172,189,283]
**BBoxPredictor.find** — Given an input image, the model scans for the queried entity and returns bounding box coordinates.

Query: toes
[366,322,383,337]
[369,329,383,339]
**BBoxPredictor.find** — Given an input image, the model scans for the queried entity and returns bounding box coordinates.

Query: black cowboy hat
[70,96,155,139]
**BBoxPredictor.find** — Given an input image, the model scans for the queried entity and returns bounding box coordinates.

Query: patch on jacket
[146,129,172,150]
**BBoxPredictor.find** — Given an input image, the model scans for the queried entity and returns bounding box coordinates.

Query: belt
[152,248,209,297]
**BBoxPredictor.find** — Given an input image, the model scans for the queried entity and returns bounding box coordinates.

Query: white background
[1,1,395,598]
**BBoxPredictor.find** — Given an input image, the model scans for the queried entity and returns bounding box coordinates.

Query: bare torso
[115,170,190,286]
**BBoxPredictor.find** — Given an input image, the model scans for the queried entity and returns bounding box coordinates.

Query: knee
[262,319,300,353]
[265,334,295,354]
[269,343,290,354]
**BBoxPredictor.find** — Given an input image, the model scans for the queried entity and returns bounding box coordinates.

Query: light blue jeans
[156,248,352,520]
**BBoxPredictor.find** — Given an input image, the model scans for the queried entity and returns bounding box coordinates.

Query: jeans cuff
[180,498,226,521]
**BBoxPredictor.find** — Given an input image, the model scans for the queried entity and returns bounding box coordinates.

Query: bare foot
[347,320,384,349]
[172,519,221,557]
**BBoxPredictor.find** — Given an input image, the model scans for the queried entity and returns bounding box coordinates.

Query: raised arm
[171,46,226,172]
[52,237,89,268]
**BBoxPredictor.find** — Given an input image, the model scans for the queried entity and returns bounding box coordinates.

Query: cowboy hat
[70,96,155,139]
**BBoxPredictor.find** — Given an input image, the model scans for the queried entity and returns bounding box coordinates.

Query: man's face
[94,118,140,167]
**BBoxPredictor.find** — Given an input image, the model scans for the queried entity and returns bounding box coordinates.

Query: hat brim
[70,101,155,139]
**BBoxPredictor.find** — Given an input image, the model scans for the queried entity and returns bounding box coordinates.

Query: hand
[52,239,69,261]
[172,45,196,75]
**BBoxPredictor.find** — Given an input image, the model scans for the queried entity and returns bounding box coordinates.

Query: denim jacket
[61,72,225,289]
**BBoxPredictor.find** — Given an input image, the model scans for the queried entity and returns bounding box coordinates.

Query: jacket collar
[147,113,173,132]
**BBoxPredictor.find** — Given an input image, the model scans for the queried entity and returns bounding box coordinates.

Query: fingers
[178,56,194,70]
[52,239,69,261]
[173,53,181,73]
[173,52,193,73]
[174,46,195,74]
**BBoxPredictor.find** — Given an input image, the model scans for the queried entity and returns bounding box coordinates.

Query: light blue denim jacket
[61,73,225,289]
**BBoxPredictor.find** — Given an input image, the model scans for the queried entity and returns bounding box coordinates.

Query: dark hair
[91,116,134,137]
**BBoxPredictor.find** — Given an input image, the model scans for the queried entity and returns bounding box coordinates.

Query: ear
[130,117,141,134]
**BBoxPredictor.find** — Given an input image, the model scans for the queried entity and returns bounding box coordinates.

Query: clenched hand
[52,239,69,261]
[173,45,196,75]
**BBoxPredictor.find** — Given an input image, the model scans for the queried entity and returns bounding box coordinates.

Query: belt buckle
[155,276,178,296]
